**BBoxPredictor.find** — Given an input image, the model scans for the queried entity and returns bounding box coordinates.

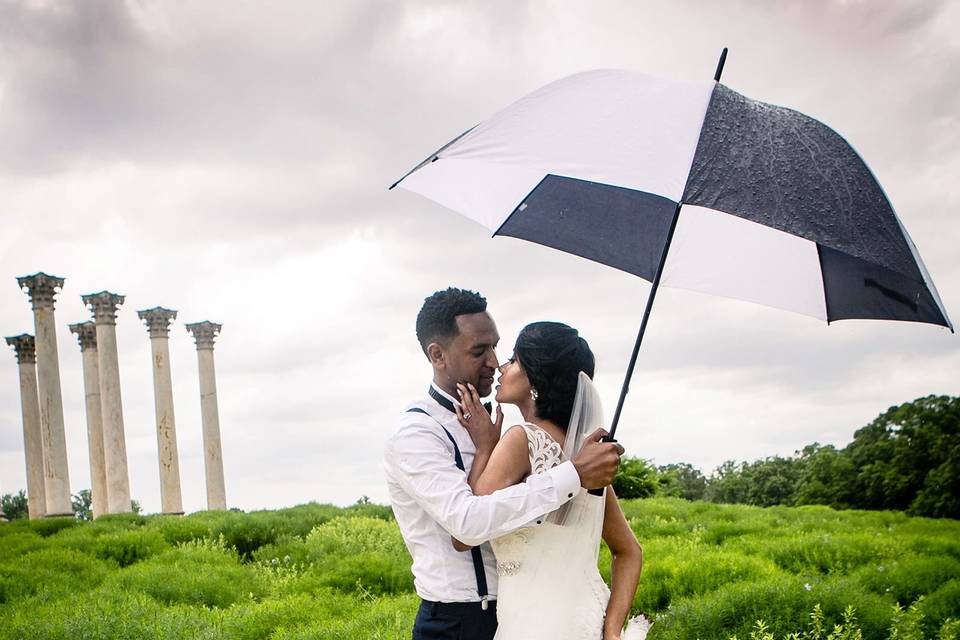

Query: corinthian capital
[5,334,37,364]
[68,321,98,351]
[17,272,65,310]
[185,321,222,350]
[81,291,126,325]
[138,307,178,338]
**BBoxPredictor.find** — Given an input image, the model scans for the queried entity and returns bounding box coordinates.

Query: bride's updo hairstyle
[514,322,595,429]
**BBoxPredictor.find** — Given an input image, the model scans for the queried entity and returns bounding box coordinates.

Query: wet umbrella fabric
[393,69,952,331]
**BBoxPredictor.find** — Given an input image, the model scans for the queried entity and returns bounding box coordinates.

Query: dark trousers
[412,599,498,640]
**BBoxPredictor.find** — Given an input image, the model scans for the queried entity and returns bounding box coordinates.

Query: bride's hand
[455,382,503,453]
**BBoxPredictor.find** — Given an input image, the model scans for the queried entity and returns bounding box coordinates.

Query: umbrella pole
[607,202,682,442]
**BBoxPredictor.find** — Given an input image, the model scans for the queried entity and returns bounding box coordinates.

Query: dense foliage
[1,499,958,639]
[1,491,27,521]
[613,396,960,518]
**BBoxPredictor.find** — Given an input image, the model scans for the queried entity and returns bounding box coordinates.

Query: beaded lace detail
[522,423,564,475]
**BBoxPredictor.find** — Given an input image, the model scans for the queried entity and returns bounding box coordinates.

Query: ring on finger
[463,412,472,421]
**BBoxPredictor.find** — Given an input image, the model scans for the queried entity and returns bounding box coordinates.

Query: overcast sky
[1,0,957,514]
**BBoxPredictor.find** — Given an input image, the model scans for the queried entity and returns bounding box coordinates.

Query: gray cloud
[1,0,957,512]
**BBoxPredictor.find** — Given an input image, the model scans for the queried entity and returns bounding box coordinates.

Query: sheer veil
[548,371,605,525]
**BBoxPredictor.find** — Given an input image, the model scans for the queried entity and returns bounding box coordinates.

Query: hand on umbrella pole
[573,428,624,491]
[587,434,620,496]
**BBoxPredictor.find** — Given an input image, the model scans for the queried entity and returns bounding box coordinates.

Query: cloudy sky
[1,0,957,514]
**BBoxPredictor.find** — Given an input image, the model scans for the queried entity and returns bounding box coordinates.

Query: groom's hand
[572,428,624,489]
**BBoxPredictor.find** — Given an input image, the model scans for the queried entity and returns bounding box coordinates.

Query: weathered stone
[17,274,72,517]
[5,334,46,519]
[186,321,226,510]
[138,307,183,515]
[81,291,131,514]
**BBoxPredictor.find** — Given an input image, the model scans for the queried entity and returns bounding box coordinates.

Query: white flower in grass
[804,583,812,591]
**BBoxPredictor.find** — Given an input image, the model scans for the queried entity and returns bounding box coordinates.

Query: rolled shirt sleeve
[385,420,581,547]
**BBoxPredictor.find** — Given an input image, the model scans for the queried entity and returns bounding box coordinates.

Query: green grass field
[1,498,958,639]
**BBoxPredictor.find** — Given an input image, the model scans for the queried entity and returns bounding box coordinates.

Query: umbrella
[391,50,953,440]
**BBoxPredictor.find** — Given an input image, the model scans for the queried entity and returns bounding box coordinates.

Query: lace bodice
[521,423,564,475]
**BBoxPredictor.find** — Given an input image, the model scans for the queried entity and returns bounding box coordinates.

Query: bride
[453,322,646,640]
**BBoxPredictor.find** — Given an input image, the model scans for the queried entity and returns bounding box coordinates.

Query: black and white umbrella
[392,55,953,438]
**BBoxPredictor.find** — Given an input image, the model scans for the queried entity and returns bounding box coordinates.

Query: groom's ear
[426,342,445,368]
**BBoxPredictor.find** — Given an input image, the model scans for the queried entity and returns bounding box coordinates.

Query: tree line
[612,394,960,519]
[4,395,957,521]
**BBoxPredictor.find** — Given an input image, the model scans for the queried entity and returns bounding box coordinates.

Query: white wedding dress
[490,374,650,640]
[491,422,611,639]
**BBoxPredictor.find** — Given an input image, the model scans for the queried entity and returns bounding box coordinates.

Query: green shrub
[920,580,960,636]
[0,531,44,562]
[108,539,267,608]
[631,548,781,611]
[0,589,219,640]
[252,534,312,567]
[754,533,904,575]
[146,512,215,545]
[94,528,170,567]
[219,590,355,640]
[0,548,115,604]
[654,575,892,640]
[25,517,79,538]
[302,517,413,595]
[855,555,960,606]
[270,593,419,640]
[305,516,407,555]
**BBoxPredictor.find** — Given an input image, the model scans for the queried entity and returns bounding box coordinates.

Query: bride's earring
[530,388,539,401]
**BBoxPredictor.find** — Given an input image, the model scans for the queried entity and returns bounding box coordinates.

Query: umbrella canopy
[394,69,952,331]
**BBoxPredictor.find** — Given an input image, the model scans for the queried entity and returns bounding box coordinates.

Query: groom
[384,287,624,640]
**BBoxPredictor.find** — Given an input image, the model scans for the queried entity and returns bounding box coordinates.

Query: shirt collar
[429,383,459,414]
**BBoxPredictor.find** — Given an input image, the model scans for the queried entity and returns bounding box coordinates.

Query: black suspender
[407,405,490,610]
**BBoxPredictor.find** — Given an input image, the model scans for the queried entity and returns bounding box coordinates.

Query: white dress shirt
[383,383,582,603]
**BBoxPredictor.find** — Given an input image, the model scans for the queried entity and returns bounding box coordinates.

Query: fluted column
[16,274,72,516]
[68,322,109,519]
[5,335,46,519]
[138,307,184,515]
[81,291,131,513]
[185,321,226,510]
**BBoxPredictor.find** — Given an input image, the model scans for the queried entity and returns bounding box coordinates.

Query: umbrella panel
[495,174,677,282]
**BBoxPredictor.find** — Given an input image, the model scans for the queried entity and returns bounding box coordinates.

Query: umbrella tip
[714,47,729,83]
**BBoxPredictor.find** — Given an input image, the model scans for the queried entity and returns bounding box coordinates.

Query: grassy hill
[1,498,958,639]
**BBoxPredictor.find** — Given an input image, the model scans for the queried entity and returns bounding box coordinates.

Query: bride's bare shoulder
[491,425,531,458]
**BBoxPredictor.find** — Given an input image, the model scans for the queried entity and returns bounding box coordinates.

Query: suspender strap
[407,406,490,609]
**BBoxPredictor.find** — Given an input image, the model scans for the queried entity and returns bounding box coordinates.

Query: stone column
[5,334,46,519]
[138,307,184,515]
[16,273,72,516]
[68,322,109,519]
[185,321,226,510]
[81,291,131,514]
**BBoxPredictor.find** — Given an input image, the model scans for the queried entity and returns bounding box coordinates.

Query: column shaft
[80,349,108,519]
[95,324,132,513]
[150,336,183,514]
[33,305,72,515]
[197,349,226,510]
[17,362,46,519]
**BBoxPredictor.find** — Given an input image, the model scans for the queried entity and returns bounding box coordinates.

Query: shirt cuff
[549,460,582,501]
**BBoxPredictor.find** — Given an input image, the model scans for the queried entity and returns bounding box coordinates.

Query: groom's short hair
[416,287,487,356]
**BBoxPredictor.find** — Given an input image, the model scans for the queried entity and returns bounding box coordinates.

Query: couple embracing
[384,287,645,640]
